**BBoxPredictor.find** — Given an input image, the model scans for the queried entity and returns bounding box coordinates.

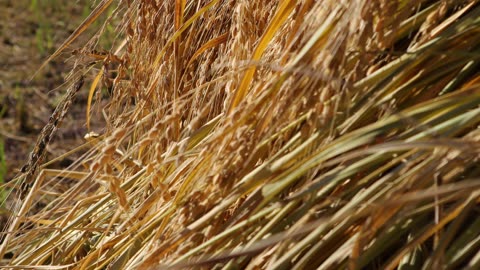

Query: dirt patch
[0,0,109,182]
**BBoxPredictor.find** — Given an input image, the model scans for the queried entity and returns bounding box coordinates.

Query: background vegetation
[1,0,480,269]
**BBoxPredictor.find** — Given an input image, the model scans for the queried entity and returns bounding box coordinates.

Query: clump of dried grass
[2,0,480,269]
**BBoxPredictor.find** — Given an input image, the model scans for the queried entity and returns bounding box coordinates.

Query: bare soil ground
[0,0,102,182]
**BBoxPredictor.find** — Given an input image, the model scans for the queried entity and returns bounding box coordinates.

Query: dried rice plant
[2,0,480,269]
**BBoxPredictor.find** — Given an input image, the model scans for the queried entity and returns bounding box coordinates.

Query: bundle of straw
[2,0,480,269]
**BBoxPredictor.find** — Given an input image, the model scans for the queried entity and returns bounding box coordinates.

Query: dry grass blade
[228,0,298,113]
[174,0,187,30]
[86,69,103,131]
[32,0,114,79]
